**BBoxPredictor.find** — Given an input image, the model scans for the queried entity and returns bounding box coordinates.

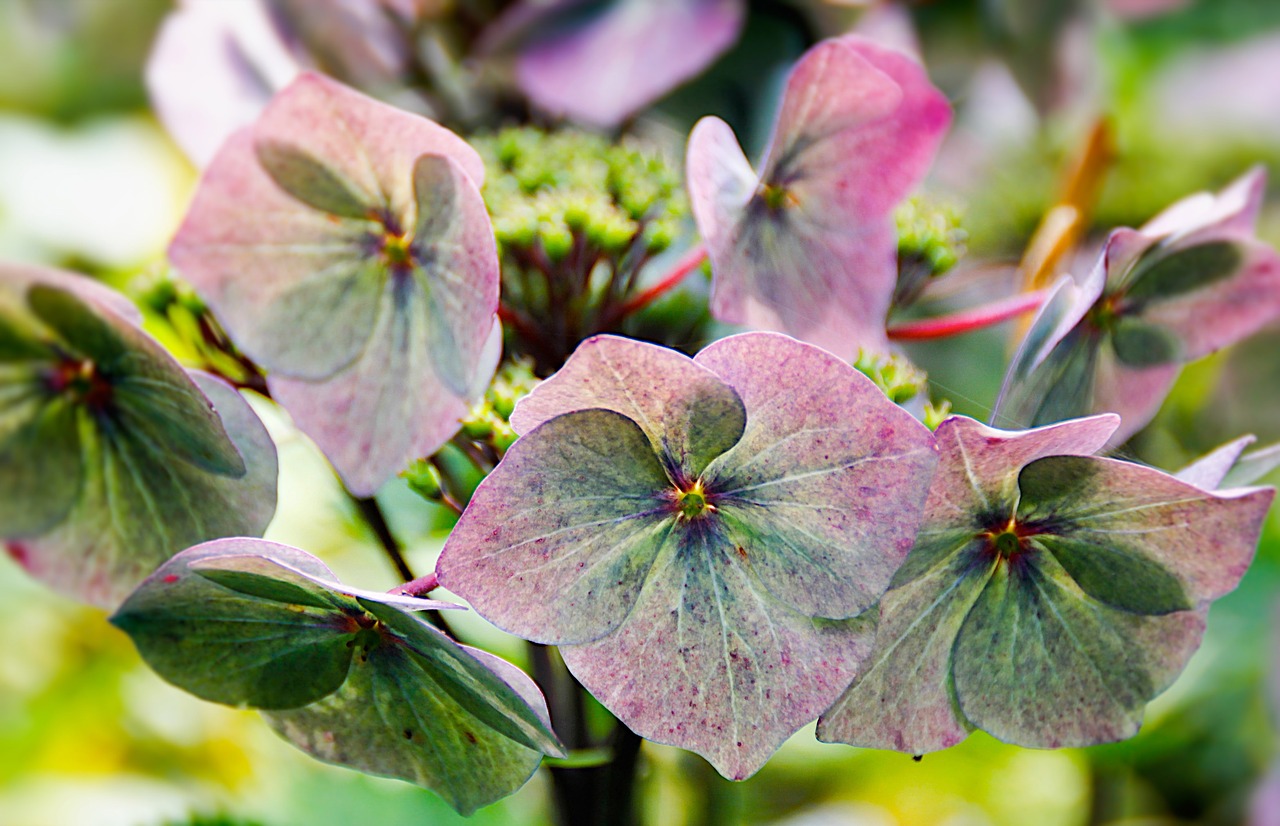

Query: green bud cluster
[852,349,951,430]
[894,197,968,309]
[852,349,928,405]
[896,196,967,277]
[921,399,953,432]
[460,357,540,454]
[473,127,688,261]
[133,269,207,318]
[129,269,268,393]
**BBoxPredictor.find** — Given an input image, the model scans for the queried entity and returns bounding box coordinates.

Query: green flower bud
[401,459,443,501]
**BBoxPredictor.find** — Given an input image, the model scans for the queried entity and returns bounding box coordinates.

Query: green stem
[352,495,413,581]
[529,643,642,826]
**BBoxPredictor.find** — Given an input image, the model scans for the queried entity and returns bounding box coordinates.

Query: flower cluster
[4,15,1280,817]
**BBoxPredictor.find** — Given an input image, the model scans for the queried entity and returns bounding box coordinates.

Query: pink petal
[513,0,745,127]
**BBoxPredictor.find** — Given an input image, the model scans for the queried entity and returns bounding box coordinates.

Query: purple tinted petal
[171,75,497,494]
[2,261,142,326]
[818,532,992,753]
[437,408,674,645]
[510,335,746,480]
[146,0,300,167]
[561,528,873,780]
[1141,166,1266,241]
[169,73,485,379]
[993,270,1107,430]
[696,332,938,618]
[688,36,951,357]
[1019,455,1273,604]
[1090,350,1181,446]
[951,547,1206,748]
[926,414,1119,524]
[20,372,278,609]
[514,0,745,127]
[1137,239,1280,361]
[1175,436,1257,490]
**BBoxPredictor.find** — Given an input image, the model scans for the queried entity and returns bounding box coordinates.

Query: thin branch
[350,493,455,636]
[887,289,1051,341]
[352,494,414,581]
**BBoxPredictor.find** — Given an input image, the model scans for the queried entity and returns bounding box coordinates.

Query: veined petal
[697,332,937,619]
[438,408,675,645]
[561,519,873,780]
[511,335,746,481]
[688,36,951,357]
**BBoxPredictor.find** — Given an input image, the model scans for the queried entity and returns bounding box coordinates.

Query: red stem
[607,244,707,323]
[389,571,440,598]
[887,289,1051,341]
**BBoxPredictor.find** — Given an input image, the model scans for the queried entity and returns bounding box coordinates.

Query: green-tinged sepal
[112,539,563,815]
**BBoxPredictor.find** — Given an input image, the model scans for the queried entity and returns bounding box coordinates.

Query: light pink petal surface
[515,0,745,127]
[147,0,300,167]
[688,36,951,357]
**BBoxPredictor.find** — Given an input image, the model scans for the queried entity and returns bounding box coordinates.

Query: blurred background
[2,0,1280,824]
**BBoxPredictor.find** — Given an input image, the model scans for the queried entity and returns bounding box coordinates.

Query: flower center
[991,530,1022,558]
[47,358,112,410]
[675,481,714,521]
[1088,291,1126,330]
[381,231,415,271]
[978,517,1045,561]
[758,182,799,212]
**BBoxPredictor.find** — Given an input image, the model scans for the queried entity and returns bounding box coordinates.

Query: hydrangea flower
[0,265,277,607]
[996,168,1280,444]
[437,332,938,778]
[687,35,952,357]
[112,538,563,815]
[169,72,500,496]
[819,414,1273,752]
